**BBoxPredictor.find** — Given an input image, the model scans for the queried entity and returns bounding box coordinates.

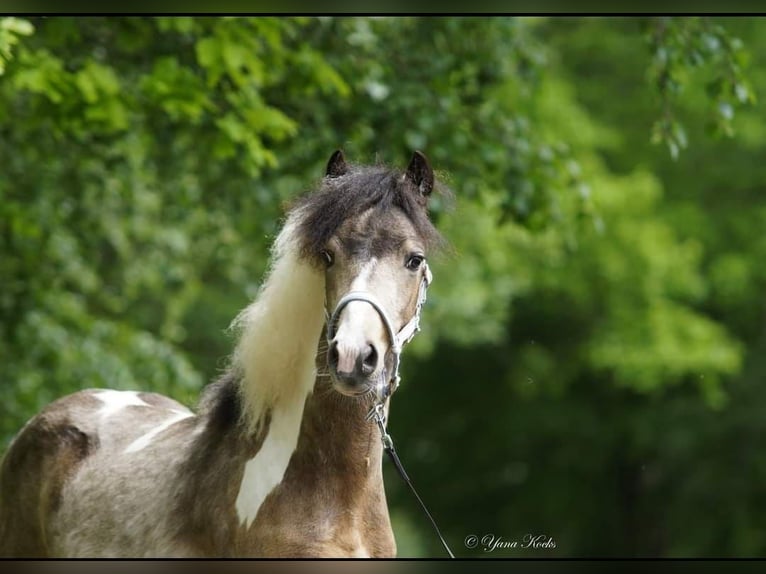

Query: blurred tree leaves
[0,16,762,557]
[646,17,755,158]
[0,17,32,76]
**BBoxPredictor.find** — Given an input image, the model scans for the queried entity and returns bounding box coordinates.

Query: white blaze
[350,258,377,291]
[332,258,391,375]
[340,258,379,338]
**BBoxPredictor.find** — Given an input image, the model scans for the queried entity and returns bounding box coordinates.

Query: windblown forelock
[289,164,444,266]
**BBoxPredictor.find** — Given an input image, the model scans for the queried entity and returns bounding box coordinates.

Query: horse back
[0,388,192,557]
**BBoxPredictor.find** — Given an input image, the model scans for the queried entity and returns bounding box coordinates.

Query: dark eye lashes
[406,254,424,270]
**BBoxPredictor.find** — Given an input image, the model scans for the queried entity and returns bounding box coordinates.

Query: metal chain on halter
[326,263,455,559]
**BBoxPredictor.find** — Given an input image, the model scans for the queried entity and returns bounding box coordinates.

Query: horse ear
[326,150,348,177]
[405,150,434,197]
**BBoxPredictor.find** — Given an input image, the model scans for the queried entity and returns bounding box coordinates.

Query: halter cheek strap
[325,263,432,401]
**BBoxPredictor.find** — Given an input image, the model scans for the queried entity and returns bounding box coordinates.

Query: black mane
[291,163,446,265]
[196,371,242,432]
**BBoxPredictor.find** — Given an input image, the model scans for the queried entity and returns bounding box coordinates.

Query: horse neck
[262,361,391,555]
[204,343,389,557]
[237,334,387,511]
[298,367,386,483]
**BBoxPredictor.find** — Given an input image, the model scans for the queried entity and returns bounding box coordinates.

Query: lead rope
[327,263,454,558]
[366,403,456,559]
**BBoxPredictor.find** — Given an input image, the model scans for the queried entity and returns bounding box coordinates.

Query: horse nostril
[360,344,378,376]
[328,341,339,370]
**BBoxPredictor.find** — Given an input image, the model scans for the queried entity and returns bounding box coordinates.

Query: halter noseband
[325,262,433,402]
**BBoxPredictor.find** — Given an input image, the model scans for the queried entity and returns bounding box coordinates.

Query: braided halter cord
[325,262,433,403]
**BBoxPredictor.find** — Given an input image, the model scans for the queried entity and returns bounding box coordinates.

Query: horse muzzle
[327,338,382,395]
[325,268,431,401]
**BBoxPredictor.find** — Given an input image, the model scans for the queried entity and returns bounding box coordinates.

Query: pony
[0,150,445,557]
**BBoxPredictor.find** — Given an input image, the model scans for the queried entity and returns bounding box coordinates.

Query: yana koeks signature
[464,533,556,552]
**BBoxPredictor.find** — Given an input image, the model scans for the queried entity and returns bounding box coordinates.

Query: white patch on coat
[235,395,307,528]
[123,411,194,454]
[94,390,147,419]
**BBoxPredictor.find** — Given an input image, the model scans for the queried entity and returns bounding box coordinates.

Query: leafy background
[1,16,765,557]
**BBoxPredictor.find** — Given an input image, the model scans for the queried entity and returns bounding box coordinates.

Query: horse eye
[320,249,334,268]
[406,254,424,271]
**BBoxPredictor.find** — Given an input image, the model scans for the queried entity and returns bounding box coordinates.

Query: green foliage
[0,17,33,75]
[645,17,755,158]
[1,16,764,558]
[0,17,339,438]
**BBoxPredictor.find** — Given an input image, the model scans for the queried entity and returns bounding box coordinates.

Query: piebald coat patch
[235,398,307,528]
[95,390,147,418]
[124,411,193,454]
